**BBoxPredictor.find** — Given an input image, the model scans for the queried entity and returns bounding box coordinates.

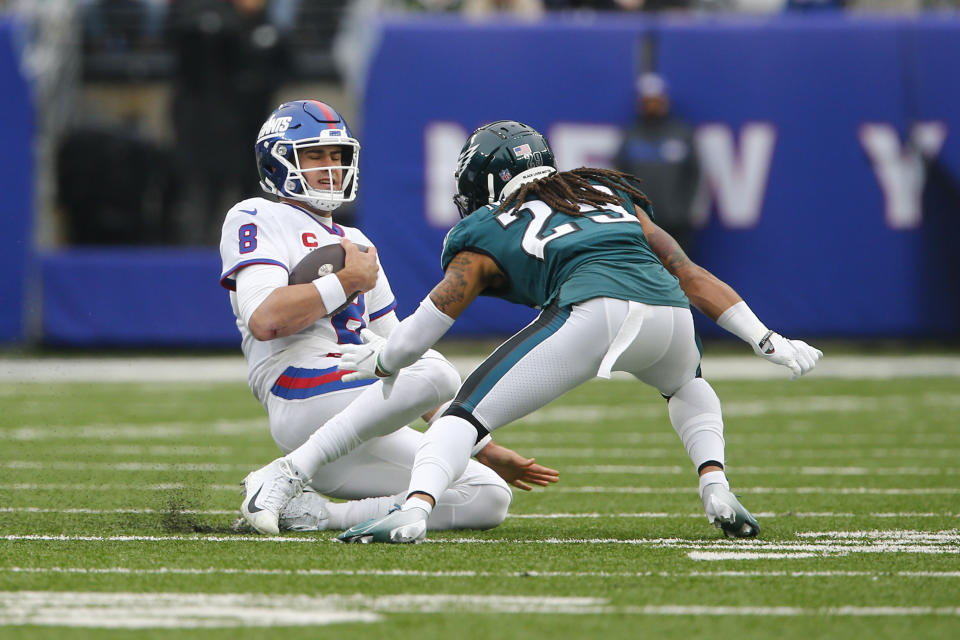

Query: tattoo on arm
[429,252,485,317]
[633,203,691,275]
[648,227,691,275]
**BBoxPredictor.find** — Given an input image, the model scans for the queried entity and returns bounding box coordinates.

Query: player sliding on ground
[221,103,558,536]
[332,120,823,543]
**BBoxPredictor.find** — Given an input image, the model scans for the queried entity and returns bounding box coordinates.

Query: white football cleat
[336,505,428,544]
[280,487,330,531]
[232,486,330,533]
[239,457,309,535]
[701,483,760,538]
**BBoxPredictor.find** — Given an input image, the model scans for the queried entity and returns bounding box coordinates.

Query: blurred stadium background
[0,0,958,348]
[2,4,960,636]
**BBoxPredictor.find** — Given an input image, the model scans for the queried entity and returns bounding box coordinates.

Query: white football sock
[698,470,730,498]
[285,356,460,475]
[401,496,433,516]
[325,495,399,530]
[406,415,477,504]
[668,377,726,471]
[325,483,510,531]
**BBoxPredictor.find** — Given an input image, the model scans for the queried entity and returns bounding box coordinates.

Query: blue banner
[359,14,960,339]
[27,14,960,346]
[0,18,33,342]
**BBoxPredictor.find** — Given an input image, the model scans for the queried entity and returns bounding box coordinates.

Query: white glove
[752,330,823,380]
[338,328,396,395]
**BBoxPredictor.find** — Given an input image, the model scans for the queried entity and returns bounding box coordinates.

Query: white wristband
[312,274,347,316]
[716,301,768,345]
[471,434,493,457]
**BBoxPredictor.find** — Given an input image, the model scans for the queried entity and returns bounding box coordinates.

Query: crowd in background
[72,0,960,68]
[3,0,959,247]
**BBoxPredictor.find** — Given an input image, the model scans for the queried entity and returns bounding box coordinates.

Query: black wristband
[757,330,775,352]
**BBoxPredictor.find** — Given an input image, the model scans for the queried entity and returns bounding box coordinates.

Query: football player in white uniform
[221,100,558,535]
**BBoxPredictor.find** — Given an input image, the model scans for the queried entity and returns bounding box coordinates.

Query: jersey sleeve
[614,176,656,222]
[440,212,488,272]
[219,205,290,291]
[353,229,397,321]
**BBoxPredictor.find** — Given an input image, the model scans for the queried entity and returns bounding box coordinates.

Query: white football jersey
[219,197,396,396]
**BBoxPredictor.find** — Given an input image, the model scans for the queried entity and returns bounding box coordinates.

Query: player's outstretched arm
[340,251,503,382]
[634,205,822,379]
[475,441,560,491]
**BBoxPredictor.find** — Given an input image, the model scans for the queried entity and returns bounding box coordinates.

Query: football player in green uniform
[335,120,822,543]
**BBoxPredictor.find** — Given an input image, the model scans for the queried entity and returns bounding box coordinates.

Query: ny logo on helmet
[257,116,293,140]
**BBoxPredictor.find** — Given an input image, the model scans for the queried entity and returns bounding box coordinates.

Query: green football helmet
[453,120,557,218]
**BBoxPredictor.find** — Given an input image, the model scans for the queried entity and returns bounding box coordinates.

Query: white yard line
[561,465,957,476]
[554,486,960,495]
[0,420,264,441]
[2,507,954,519]
[2,460,953,475]
[4,566,960,579]
[2,483,957,496]
[0,507,237,515]
[0,461,251,472]
[0,591,957,628]
[2,354,960,383]
[4,531,957,555]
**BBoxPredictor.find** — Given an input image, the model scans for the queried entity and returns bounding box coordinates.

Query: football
[288,242,369,314]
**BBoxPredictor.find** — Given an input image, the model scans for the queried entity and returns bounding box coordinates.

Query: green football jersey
[440,185,690,310]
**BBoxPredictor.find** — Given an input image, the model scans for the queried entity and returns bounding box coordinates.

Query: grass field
[0,357,958,639]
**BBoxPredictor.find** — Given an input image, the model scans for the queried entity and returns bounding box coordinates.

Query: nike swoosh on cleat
[246,487,265,513]
[239,208,258,216]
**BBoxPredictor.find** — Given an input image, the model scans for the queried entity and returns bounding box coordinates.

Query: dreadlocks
[497,167,651,217]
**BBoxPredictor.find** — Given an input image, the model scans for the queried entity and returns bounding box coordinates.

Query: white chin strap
[499,166,558,201]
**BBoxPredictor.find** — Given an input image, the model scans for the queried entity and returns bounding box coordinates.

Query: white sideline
[1,354,960,383]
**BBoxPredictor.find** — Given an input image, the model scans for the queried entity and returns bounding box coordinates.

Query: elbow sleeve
[380,297,455,373]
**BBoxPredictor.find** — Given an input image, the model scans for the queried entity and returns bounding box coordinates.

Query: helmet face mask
[256,100,360,212]
[453,120,556,218]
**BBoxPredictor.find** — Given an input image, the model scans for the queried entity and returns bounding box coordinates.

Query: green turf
[0,374,958,639]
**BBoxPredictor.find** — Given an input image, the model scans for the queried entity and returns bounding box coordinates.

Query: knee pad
[462,484,513,530]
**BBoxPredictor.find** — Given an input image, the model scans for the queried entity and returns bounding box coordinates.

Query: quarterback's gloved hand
[752,331,823,380]
[339,329,396,395]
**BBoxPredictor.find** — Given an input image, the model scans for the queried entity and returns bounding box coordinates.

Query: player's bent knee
[465,484,513,530]
[409,354,461,402]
